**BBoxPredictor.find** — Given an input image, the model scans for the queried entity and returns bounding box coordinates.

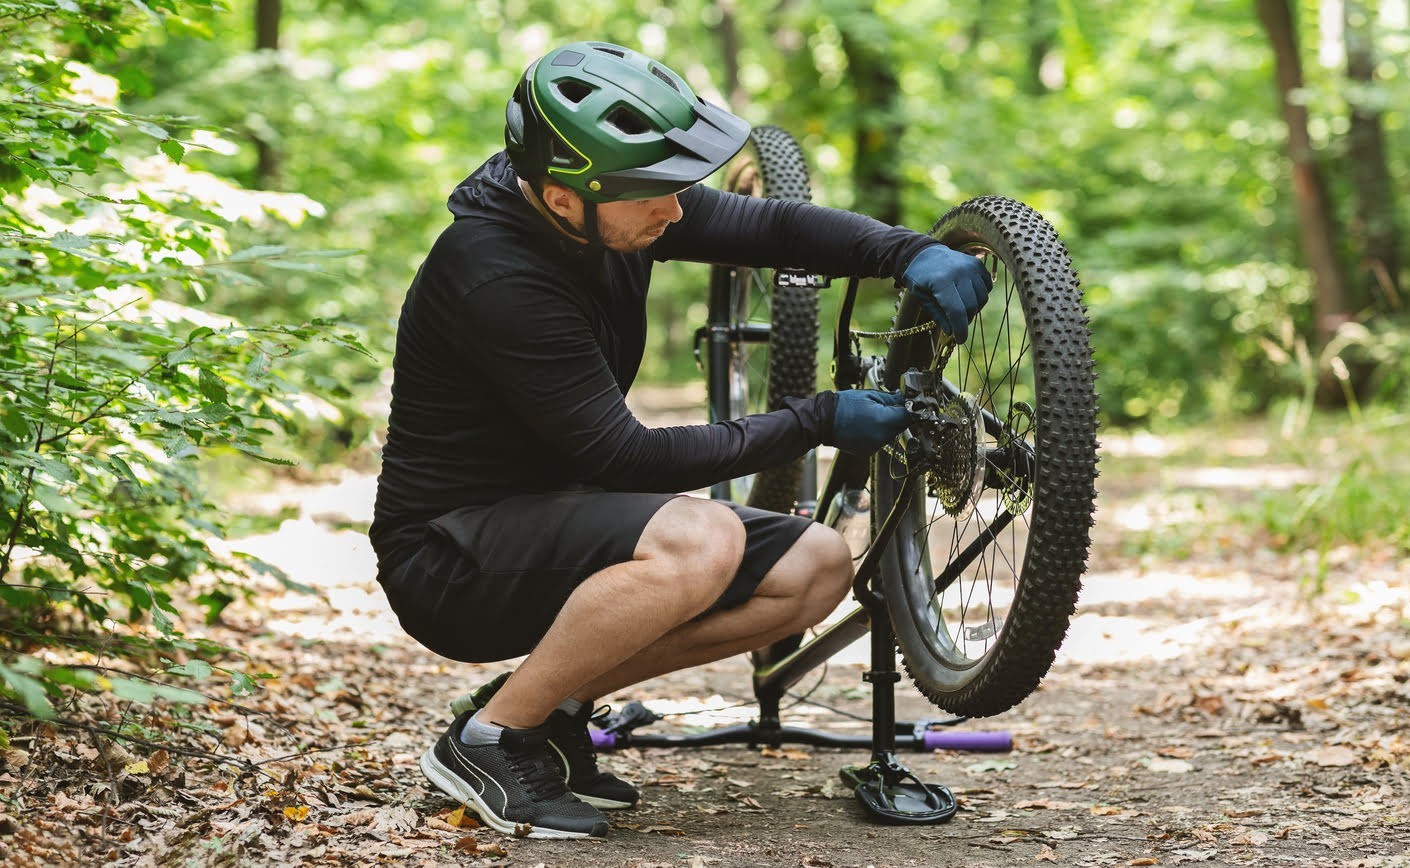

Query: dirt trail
[4,390,1409,867]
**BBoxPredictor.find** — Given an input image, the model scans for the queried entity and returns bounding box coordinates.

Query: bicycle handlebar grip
[590,728,620,752]
[921,730,1013,752]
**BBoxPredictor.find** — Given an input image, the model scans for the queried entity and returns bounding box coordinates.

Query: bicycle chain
[848,319,941,342]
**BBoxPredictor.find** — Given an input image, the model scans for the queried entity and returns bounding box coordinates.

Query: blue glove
[829,389,912,455]
[900,244,992,343]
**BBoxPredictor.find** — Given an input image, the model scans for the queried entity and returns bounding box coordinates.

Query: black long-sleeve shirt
[369,152,935,570]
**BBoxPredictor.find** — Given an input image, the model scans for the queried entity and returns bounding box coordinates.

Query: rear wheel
[706,125,818,513]
[872,196,1098,717]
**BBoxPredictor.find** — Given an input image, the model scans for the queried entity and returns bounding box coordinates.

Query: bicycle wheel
[706,125,818,513]
[872,196,1098,717]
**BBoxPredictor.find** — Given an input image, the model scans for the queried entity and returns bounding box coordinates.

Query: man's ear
[540,181,582,222]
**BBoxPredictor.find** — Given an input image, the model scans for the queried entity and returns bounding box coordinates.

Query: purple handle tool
[921,729,1012,752]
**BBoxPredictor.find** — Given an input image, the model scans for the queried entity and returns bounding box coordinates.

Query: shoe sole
[450,694,637,811]
[579,793,636,810]
[418,746,605,839]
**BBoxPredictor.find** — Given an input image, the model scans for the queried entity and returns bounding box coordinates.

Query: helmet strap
[580,200,604,247]
[520,176,596,247]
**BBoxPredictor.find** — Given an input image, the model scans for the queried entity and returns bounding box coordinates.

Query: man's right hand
[828,389,912,455]
[900,244,992,343]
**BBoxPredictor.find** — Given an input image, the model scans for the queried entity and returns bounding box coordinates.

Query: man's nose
[658,194,683,223]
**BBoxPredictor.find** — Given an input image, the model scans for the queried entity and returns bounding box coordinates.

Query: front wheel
[873,196,1098,717]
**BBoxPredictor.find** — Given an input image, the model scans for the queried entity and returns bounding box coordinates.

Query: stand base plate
[840,762,957,825]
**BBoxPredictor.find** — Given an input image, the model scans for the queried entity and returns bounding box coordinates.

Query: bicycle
[605,126,1100,825]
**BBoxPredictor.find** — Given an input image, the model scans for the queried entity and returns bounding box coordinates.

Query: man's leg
[478,501,853,728]
[478,495,749,729]
[570,522,852,701]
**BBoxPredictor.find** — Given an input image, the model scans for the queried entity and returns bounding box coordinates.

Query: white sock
[459,709,504,746]
[556,698,585,717]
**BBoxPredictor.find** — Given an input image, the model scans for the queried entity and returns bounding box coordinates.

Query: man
[370,41,990,839]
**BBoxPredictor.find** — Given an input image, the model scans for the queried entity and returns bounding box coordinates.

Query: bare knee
[748,523,853,631]
[635,497,746,608]
[792,525,854,626]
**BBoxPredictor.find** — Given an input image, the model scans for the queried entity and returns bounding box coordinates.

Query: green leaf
[1,411,32,441]
[128,118,169,140]
[197,368,228,404]
[166,659,213,680]
[107,454,141,486]
[159,138,185,164]
[229,670,258,697]
[0,660,55,719]
[106,676,206,706]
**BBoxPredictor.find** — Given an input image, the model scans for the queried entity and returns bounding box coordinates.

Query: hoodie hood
[447,151,525,220]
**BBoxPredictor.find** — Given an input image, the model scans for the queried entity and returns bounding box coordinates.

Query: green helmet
[505,42,750,204]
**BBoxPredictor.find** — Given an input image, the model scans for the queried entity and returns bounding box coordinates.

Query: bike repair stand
[590,583,989,823]
[836,594,958,824]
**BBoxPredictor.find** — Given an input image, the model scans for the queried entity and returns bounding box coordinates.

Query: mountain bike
[604,126,1099,825]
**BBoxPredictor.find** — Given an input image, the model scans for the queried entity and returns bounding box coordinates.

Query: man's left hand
[900,244,992,343]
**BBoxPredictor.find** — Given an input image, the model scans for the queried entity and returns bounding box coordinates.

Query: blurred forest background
[1,0,1407,708]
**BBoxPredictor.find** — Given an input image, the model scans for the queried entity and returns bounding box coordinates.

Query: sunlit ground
[216,424,1409,684]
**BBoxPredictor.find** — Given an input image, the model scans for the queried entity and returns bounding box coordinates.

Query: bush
[0,0,360,717]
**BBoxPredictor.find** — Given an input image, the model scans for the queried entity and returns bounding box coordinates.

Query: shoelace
[557,705,611,778]
[505,738,573,801]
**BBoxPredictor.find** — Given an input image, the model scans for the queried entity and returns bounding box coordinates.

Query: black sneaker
[418,711,609,839]
[451,675,640,810]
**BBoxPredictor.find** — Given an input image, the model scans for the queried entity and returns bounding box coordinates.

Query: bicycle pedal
[593,700,661,735]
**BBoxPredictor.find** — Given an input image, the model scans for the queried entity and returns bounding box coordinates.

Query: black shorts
[377,490,813,663]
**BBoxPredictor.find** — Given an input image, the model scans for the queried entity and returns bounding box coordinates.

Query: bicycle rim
[874,196,1098,717]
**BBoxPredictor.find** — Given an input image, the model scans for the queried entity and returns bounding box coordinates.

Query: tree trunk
[711,0,746,110]
[838,26,903,226]
[253,0,282,187]
[1255,0,1350,344]
[1343,0,1402,311]
[1025,0,1057,95]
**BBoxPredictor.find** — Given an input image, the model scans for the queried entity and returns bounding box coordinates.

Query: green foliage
[1,0,359,715]
[1246,411,1410,572]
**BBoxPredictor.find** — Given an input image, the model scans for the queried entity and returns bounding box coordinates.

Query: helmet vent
[556,80,595,104]
[649,65,681,92]
[605,105,651,136]
[593,45,627,58]
[550,139,588,171]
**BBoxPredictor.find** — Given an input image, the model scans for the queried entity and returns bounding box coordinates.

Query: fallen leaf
[1307,746,1358,767]
[1129,860,1159,866]
[1148,758,1193,774]
[445,806,479,829]
[149,750,170,775]
[1035,844,1058,862]
[223,725,249,748]
[1158,746,1194,759]
[759,747,810,760]
[453,835,480,854]
[1327,817,1363,831]
[123,760,149,775]
[480,842,508,857]
[283,805,309,822]
[1230,830,1267,845]
[640,825,686,836]
[802,857,833,868]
